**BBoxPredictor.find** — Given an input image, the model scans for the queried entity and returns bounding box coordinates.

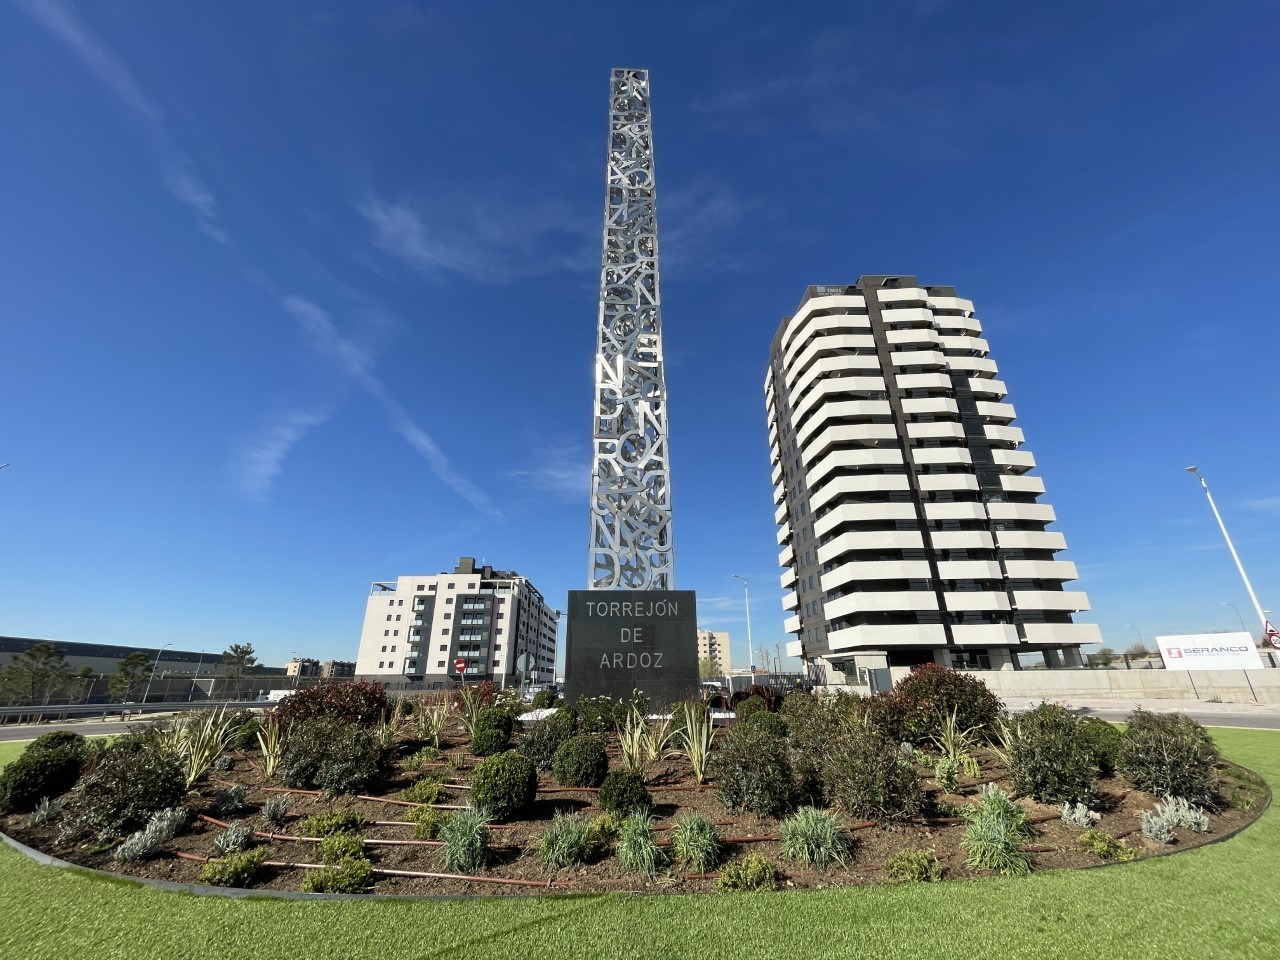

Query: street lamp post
[190,650,205,702]
[1221,602,1248,634]
[1126,624,1144,647]
[142,643,173,704]
[1186,466,1269,633]
[732,574,756,679]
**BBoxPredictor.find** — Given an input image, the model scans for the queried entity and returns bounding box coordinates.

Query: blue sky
[2,0,1278,671]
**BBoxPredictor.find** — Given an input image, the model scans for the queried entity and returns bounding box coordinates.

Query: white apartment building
[355,557,557,689]
[696,629,732,676]
[766,276,1100,680]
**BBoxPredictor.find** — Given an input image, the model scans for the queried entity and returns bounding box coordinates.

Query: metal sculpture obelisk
[588,67,674,591]
[566,69,697,706]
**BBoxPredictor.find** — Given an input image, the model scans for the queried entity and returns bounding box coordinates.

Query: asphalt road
[1074,707,1280,730]
[0,718,165,742]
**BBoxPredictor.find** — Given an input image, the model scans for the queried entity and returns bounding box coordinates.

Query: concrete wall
[955,667,1280,705]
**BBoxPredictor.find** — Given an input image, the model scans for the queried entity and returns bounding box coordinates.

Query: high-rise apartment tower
[766,277,1100,681]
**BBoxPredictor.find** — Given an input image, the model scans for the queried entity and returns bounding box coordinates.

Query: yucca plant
[669,812,721,873]
[456,686,486,740]
[178,707,237,789]
[255,712,285,779]
[933,707,981,778]
[413,695,452,748]
[618,706,650,779]
[672,701,715,785]
[643,713,676,768]
[781,806,848,868]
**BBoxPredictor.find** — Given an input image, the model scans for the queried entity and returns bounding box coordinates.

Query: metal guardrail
[0,700,265,724]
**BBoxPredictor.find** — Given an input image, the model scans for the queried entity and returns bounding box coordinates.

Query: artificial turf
[1,729,1277,960]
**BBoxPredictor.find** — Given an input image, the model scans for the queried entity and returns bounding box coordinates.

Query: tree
[108,652,152,702]
[1125,643,1151,658]
[698,657,720,680]
[222,643,258,697]
[1095,647,1117,666]
[0,642,73,705]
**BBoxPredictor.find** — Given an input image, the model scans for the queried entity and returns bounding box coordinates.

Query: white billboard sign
[1155,633,1262,671]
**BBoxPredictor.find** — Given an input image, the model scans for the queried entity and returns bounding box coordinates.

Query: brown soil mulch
[3,733,1267,897]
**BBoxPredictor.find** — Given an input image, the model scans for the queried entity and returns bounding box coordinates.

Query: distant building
[0,636,284,677]
[696,629,732,676]
[286,658,320,678]
[320,660,355,679]
[355,557,557,689]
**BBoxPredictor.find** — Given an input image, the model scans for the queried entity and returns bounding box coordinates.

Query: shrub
[821,725,922,822]
[0,745,85,813]
[1140,809,1175,843]
[1077,716,1122,777]
[1119,709,1220,806]
[884,847,941,883]
[780,806,848,868]
[113,808,186,863]
[404,746,439,772]
[711,724,792,818]
[744,710,788,738]
[717,854,777,891]
[537,809,591,868]
[260,795,289,828]
[317,832,364,865]
[297,811,366,838]
[213,820,254,855]
[598,770,652,816]
[279,717,387,795]
[530,690,558,710]
[617,811,666,877]
[552,734,609,788]
[23,796,65,829]
[886,664,1002,744]
[520,709,578,771]
[585,811,623,856]
[1077,828,1136,862]
[475,705,516,739]
[783,691,861,802]
[575,696,623,734]
[1060,802,1093,829]
[407,806,453,840]
[27,731,89,758]
[301,856,374,894]
[439,807,491,873]
[75,741,185,837]
[275,680,389,728]
[200,848,267,887]
[1155,795,1210,833]
[225,709,261,751]
[470,727,510,757]
[452,680,499,713]
[401,775,446,806]
[211,785,247,819]
[469,751,537,821]
[669,812,721,873]
[960,784,1034,876]
[1005,703,1097,805]
[735,695,768,723]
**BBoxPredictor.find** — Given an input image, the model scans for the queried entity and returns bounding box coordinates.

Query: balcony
[788,354,882,400]
[771,461,783,486]
[995,529,1066,552]
[773,478,786,506]
[935,559,1004,580]
[784,614,801,634]
[778,543,795,567]
[951,624,1020,646]
[969,379,1007,399]
[782,590,799,611]
[890,349,946,369]
[910,446,973,467]
[796,399,893,447]
[942,591,1011,612]
[907,421,966,441]
[1021,622,1104,647]
[825,590,939,619]
[923,501,987,522]
[815,501,917,537]
[927,295,975,314]
[807,447,905,488]
[885,327,940,347]
[1012,590,1090,612]
[818,529,926,563]
[986,501,1056,524]
[792,375,888,423]
[930,529,995,550]
[821,559,933,588]
[896,372,951,391]
[992,449,1037,473]
[900,397,959,417]
[877,287,929,304]
[975,399,1015,421]
[984,424,1025,446]
[1001,558,1078,581]
[785,639,804,658]
[810,472,910,511]
[828,622,947,650]
[1001,474,1045,495]
[916,473,980,493]
[939,335,990,354]
[776,520,791,545]
[781,567,797,588]
[775,500,789,525]
[802,422,899,460]
[946,356,999,377]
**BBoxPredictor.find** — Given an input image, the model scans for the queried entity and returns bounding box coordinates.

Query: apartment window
[437,661,445,668]
[391,645,397,652]
[496,612,505,619]
[389,599,395,607]
[378,661,384,669]
[386,615,392,621]
[493,659,501,667]
[447,583,455,589]
[417,584,425,591]
[494,644,502,651]
[440,629,448,635]
[398,599,404,606]
[496,627,504,634]
[428,584,436,591]
[443,613,452,619]
[381,645,387,653]
[387,661,395,669]
[383,630,389,637]
[439,645,447,651]
[446,597,454,604]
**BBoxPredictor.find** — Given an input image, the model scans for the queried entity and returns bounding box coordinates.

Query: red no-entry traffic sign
[454,657,468,676]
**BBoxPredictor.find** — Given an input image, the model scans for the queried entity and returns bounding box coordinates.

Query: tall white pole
[733,574,755,676]
[142,643,172,703]
[1187,467,1268,632]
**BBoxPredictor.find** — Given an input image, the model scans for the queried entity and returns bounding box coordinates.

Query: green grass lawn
[2,729,1277,960]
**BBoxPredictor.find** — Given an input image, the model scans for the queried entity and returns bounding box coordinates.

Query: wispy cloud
[661,177,750,276]
[230,410,330,502]
[508,443,590,500]
[282,296,500,517]
[357,192,594,284]
[15,0,228,243]
[1243,497,1280,514]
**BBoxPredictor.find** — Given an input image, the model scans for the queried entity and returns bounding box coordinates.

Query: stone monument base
[563,589,699,706]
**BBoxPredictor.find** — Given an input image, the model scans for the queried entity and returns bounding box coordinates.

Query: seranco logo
[1167,647,1183,658]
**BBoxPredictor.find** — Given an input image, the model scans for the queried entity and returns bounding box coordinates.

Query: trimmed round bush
[0,746,84,813]
[598,770,652,816]
[744,710,788,738]
[883,664,1003,744]
[1006,703,1097,805]
[717,854,777,891]
[469,751,537,821]
[519,708,577,770]
[470,727,510,757]
[552,735,609,788]
[1119,709,1220,805]
[475,705,516,740]
[1077,716,1123,777]
[27,731,89,758]
[75,741,186,837]
[734,695,768,723]
[530,690,558,710]
[711,723,792,818]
